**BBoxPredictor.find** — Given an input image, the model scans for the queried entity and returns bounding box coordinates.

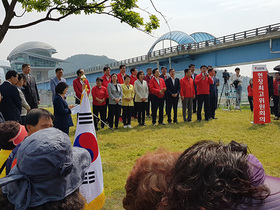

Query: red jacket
[117,73,126,84]
[130,75,138,85]
[247,84,253,97]
[91,85,108,106]
[73,77,90,100]
[180,77,195,98]
[273,79,280,96]
[194,73,213,95]
[150,77,166,98]
[101,74,111,88]
[144,74,153,92]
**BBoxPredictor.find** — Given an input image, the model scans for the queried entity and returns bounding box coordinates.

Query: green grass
[49,107,280,209]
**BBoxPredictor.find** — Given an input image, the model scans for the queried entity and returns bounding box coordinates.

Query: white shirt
[171,77,175,86]
[230,74,243,86]
[155,77,160,85]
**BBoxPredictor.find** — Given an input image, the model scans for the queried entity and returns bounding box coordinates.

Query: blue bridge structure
[37,22,280,90]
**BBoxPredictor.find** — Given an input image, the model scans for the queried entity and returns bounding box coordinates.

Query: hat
[248,154,280,194]
[0,127,91,210]
[9,124,28,146]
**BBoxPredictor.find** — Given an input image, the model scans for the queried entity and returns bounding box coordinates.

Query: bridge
[37,22,280,90]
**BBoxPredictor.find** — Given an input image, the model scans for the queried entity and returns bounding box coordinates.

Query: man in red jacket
[101,67,111,88]
[150,68,166,125]
[130,67,138,85]
[73,69,90,104]
[101,66,111,120]
[180,68,195,122]
[117,65,126,84]
[195,65,213,121]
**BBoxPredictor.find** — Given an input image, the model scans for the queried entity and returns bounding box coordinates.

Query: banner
[252,65,271,124]
[73,90,105,210]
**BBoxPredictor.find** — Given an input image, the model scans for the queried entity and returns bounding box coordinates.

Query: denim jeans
[235,85,242,106]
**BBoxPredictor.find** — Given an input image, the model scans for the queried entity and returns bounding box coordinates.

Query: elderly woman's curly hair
[123,149,181,210]
[158,140,270,210]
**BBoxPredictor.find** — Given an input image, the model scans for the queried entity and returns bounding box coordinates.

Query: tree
[0,0,160,44]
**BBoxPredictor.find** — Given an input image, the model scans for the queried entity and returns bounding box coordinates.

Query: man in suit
[208,68,219,119]
[189,64,197,113]
[0,70,22,122]
[73,69,90,104]
[160,66,169,115]
[165,69,180,123]
[22,64,40,109]
[50,68,66,101]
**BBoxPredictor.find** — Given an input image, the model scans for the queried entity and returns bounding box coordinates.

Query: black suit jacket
[0,81,22,121]
[53,94,73,129]
[23,75,40,109]
[165,77,180,100]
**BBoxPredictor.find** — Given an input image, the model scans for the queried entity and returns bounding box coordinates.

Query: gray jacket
[107,83,122,105]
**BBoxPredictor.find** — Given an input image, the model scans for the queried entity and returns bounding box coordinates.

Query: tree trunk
[0,0,18,44]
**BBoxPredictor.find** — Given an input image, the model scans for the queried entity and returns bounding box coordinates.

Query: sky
[0,0,280,77]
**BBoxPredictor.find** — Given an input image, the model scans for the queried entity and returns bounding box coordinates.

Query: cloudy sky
[0,0,279,76]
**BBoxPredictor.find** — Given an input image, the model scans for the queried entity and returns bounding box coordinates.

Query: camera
[222,70,230,84]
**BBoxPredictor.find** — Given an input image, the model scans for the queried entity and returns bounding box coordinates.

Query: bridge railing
[62,22,280,78]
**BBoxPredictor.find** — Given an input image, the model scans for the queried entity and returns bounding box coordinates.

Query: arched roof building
[7,41,64,82]
[148,31,218,53]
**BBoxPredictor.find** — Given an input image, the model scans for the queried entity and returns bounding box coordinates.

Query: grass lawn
[54,107,280,209]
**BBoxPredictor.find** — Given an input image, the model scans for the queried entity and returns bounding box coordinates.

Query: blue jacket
[0,81,22,122]
[53,94,73,129]
[210,77,218,98]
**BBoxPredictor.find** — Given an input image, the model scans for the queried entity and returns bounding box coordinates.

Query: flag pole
[74,95,114,131]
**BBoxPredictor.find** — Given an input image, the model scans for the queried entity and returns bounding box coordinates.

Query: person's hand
[181,96,184,100]
[141,98,147,102]
[162,87,166,92]
[69,104,75,109]
[174,93,178,97]
[159,90,164,95]
[114,98,119,103]
[38,101,40,105]
[193,95,196,99]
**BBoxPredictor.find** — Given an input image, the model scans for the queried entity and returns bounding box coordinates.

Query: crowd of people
[0,63,279,209]
[69,64,224,130]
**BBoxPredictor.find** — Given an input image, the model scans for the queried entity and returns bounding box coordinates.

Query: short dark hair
[103,67,110,72]
[18,73,26,82]
[0,121,20,150]
[6,70,18,80]
[275,72,280,76]
[189,64,195,68]
[152,68,159,75]
[25,108,54,130]
[208,68,214,73]
[235,67,240,71]
[130,67,137,74]
[120,65,126,69]
[200,65,207,69]
[55,68,63,73]
[161,66,167,71]
[184,68,190,74]
[124,75,131,80]
[146,67,152,72]
[169,68,175,73]
[22,64,30,69]
[55,82,68,94]
[96,77,103,82]
[76,69,83,76]
[137,71,144,79]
